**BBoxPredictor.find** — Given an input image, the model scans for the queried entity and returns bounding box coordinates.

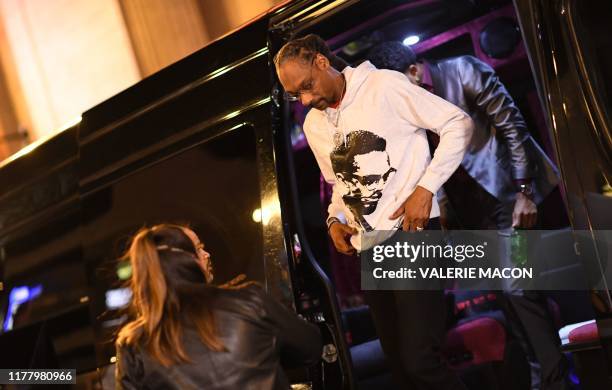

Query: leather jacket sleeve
[459,56,535,180]
[257,287,322,368]
[115,344,144,390]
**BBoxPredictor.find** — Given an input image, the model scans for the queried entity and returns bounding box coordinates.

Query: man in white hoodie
[275,35,473,389]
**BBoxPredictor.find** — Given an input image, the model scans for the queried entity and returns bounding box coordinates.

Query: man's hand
[390,186,433,231]
[329,222,357,255]
[512,192,537,228]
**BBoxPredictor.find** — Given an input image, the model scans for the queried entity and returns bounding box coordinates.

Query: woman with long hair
[115,223,321,389]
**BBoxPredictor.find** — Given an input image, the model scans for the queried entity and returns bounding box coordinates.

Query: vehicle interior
[285,0,599,388]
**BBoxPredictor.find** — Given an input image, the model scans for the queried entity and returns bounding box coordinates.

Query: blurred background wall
[0,0,284,161]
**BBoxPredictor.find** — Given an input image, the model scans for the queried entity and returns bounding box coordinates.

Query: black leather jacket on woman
[116,285,322,390]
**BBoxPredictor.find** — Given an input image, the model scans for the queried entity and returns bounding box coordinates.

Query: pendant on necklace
[333,131,343,148]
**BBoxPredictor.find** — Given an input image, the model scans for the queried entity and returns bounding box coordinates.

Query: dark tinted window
[572,0,612,135]
[1,125,265,366]
[0,206,83,335]
[84,125,264,331]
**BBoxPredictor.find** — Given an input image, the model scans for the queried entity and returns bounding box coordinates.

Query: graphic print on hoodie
[303,61,473,250]
[331,130,397,231]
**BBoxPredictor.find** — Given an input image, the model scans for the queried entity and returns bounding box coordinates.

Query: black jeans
[445,177,570,390]
[363,218,467,390]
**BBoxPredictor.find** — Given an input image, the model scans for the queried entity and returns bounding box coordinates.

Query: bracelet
[327,217,341,232]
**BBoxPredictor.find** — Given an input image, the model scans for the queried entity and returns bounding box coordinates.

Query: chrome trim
[79,97,271,188]
[306,0,351,20]
[271,0,354,30]
[277,0,329,24]
[81,47,268,145]
[0,117,81,170]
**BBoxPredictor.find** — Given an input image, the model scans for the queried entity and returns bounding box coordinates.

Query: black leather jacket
[115,285,322,390]
[428,56,559,204]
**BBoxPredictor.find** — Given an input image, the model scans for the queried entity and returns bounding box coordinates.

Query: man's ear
[405,64,420,85]
[408,64,418,76]
[315,53,330,69]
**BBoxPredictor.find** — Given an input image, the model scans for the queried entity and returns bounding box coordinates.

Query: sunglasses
[284,57,317,102]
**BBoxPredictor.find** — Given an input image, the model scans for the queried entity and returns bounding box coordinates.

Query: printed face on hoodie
[277,54,342,110]
[341,150,396,215]
[331,130,397,223]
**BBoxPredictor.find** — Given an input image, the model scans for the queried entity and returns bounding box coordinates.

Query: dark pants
[364,218,467,390]
[444,173,570,390]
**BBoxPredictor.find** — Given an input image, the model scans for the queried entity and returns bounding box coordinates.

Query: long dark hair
[116,224,226,366]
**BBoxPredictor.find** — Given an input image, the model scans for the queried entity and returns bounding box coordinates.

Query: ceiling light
[403,35,420,46]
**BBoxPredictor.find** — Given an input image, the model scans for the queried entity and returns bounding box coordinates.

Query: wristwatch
[517,182,535,200]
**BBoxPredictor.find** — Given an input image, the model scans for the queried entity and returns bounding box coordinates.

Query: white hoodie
[303,61,473,250]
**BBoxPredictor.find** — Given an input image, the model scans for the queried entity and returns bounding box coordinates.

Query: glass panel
[0,208,83,335]
[83,125,264,362]
[571,0,612,154]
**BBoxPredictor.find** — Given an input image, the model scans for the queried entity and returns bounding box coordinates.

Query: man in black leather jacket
[116,285,322,390]
[369,42,569,390]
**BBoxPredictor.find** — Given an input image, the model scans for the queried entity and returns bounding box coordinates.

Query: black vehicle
[0,1,610,389]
